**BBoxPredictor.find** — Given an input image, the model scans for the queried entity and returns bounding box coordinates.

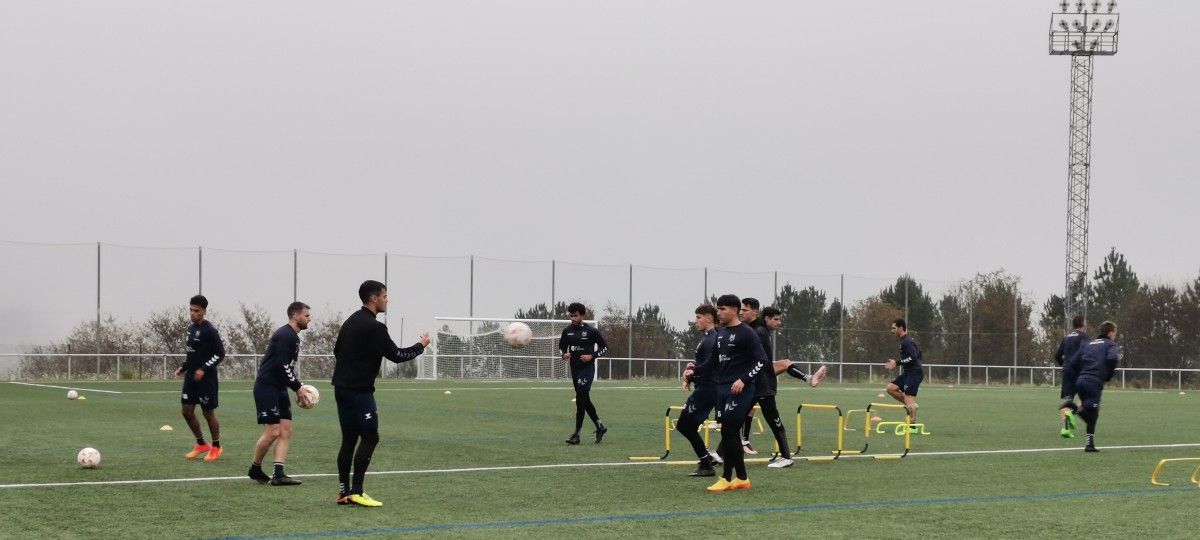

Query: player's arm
[268,335,303,391]
[204,326,227,368]
[897,341,918,365]
[731,332,767,395]
[373,324,426,363]
[559,327,570,360]
[584,328,608,362]
[1104,344,1120,382]
[1054,338,1066,366]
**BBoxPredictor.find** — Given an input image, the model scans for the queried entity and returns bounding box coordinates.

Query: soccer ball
[298,384,319,409]
[504,322,533,347]
[77,447,101,468]
[67,390,79,400]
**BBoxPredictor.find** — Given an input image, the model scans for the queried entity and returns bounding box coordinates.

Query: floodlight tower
[1049,1,1119,327]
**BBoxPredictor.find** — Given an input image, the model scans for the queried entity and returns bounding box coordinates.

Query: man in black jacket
[331,280,429,507]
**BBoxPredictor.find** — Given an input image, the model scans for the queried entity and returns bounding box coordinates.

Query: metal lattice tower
[1049,1,1119,327]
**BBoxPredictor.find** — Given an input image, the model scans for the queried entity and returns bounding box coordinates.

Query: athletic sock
[339,482,349,495]
[251,461,262,469]
[1063,417,1070,429]
[196,437,206,445]
[212,439,221,448]
[1086,434,1094,446]
[787,365,809,381]
[273,462,285,478]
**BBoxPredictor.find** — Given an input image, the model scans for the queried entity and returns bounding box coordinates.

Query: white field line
[7,382,125,394]
[3,442,1200,490]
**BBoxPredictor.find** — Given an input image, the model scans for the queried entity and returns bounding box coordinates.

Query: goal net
[420,317,599,380]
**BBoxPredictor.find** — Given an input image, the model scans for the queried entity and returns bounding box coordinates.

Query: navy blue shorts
[891,369,924,397]
[714,382,757,432]
[1076,377,1103,412]
[335,387,379,432]
[1060,362,1080,400]
[253,383,292,425]
[571,362,597,392]
[679,385,719,426]
[181,370,219,410]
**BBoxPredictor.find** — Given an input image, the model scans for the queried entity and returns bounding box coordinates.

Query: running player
[1075,321,1120,453]
[248,301,314,486]
[1054,316,1089,438]
[176,295,227,462]
[560,302,608,444]
[331,280,430,507]
[882,318,922,429]
[706,294,767,493]
[677,304,723,477]
[738,298,763,454]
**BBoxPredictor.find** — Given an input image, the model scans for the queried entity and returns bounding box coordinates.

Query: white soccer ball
[67,390,79,400]
[504,322,533,347]
[298,384,320,409]
[77,447,101,468]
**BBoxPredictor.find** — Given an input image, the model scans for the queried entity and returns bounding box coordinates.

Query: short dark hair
[287,301,310,318]
[716,294,741,309]
[694,304,717,322]
[358,280,387,304]
[741,297,760,311]
[1098,320,1117,337]
[190,295,208,309]
[761,306,781,318]
[567,302,587,315]
[1072,316,1085,329]
[892,318,907,331]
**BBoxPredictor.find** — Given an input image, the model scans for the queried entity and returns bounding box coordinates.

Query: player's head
[891,318,908,337]
[189,295,208,324]
[694,304,718,331]
[1072,316,1086,330]
[287,301,312,330]
[716,294,741,326]
[567,302,587,325]
[358,280,388,313]
[1098,320,1117,340]
[762,306,782,330]
[739,297,760,322]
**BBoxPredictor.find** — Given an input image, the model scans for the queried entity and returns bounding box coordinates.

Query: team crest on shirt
[582,331,588,338]
[730,335,735,342]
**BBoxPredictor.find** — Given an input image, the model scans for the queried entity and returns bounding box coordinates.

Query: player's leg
[1058,365,1079,437]
[582,362,605,441]
[346,391,382,506]
[902,369,922,425]
[707,388,737,492]
[676,388,717,476]
[723,388,757,488]
[250,383,281,484]
[181,381,210,460]
[759,395,793,467]
[201,406,222,461]
[335,387,360,504]
[269,390,300,485]
[741,399,757,455]
[1077,379,1101,452]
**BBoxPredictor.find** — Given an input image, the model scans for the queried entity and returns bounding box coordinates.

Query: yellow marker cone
[160,425,173,431]
[77,396,87,400]
[444,390,452,395]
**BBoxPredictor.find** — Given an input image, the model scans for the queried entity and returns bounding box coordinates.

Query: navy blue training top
[183,320,226,372]
[256,325,302,391]
[897,334,922,374]
[1077,337,1120,384]
[715,323,767,385]
[1055,330,1090,368]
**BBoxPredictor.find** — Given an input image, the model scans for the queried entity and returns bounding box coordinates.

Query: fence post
[162,354,167,380]
[839,274,844,383]
[628,264,633,360]
[1150,370,1153,390]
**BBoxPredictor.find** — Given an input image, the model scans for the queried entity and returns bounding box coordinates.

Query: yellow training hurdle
[1150,457,1200,487]
[795,403,845,461]
[628,404,768,462]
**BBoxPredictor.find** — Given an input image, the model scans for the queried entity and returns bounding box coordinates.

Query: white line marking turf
[8,382,124,394]
[3,442,1199,490]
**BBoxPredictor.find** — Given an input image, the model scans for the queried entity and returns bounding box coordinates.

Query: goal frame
[422,316,600,381]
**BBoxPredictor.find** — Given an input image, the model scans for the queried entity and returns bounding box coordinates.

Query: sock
[196,437,206,445]
[339,482,349,495]
[251,461,262,469]
[212,440,221,448]
[273,462,285,478]
[595,419,604,430]
[787,364,809,381]
[1063,416,1070,429]
[1086,434,1094,446]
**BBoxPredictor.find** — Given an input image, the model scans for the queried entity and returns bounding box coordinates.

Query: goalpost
[420,317,600,380]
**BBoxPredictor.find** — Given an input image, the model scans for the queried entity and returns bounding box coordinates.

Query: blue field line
[210,486,1197,539]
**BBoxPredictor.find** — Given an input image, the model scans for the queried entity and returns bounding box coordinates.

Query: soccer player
[248,302,314,486]
[706,294,767,493]
[560,302,609,444]
[331,280,430,507]
[1075,321,1120,453]
[677,304,723,476]
[737,298,763,454]
[1054,316,1090,438]
[176,295,227,462]
[882,318,923,429]
[747,307,794,468]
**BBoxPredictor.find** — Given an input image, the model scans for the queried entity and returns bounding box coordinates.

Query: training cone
[877,393,885,398]
[77,396,87,400]
[1180,391,1187,396]
[160,425,173,431]
[444,390,451,395]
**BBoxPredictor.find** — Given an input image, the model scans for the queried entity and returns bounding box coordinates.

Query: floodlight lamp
[1108,1,1117,13]
[1089,39,1100,50]
[1075,1,1084,12]
[1059,20,1070,31]
[1091,1,1100,13]
[1103,20,1114,31]
[1072,20,1085,31]
[1060,1,1068,13]
[1072,40,1083,50]
[1090,19,1101,31]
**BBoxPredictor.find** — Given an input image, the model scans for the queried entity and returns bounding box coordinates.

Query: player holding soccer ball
[248,301,314,486]
[559,302,609,445]
[176,295,227,462]
[331,280,430,507]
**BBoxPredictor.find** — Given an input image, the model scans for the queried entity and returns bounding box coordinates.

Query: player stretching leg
[707,295,767,493]
[677,304,723,477]
[1054,316,1089,438]
[560,303,609,444]
[332,280,429,507]
[249,302,314,486]
[177,295,227,462]
[882,318,923,431]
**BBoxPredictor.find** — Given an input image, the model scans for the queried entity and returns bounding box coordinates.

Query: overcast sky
[2,1,1197,349]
